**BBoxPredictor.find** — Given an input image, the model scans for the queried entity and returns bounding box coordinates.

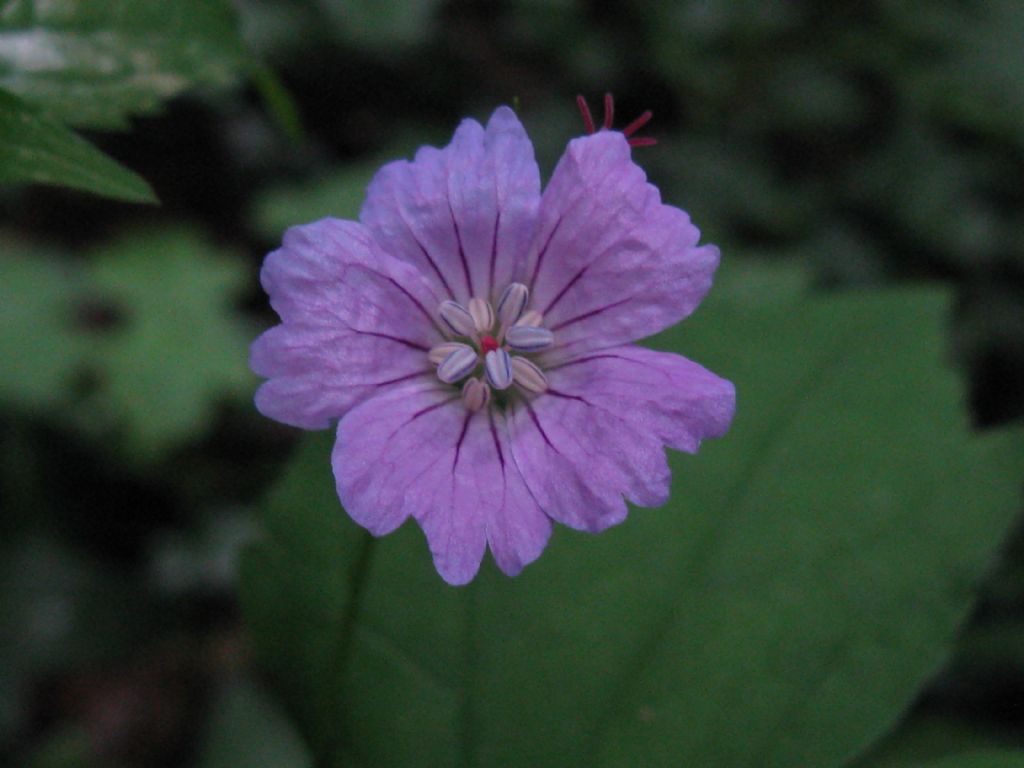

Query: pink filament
[576,95,595,134]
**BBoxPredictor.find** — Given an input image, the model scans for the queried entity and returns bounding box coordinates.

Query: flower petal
[524,131,719,361]
[507,390,671,534]
[260,218,444,336]
[546,344,736,453]
[251,324,433,429]
[333,380,550,584]
[360,107,541,305]
[252,218,443,428]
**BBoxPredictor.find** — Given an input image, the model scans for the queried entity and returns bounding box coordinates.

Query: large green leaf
[241,263,1023,767]
[82,228,255,459]
[0,0,250,130]
[0,89,155,202]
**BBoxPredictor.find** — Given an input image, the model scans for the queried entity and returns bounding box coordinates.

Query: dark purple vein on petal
[448,200,474,298]
[384,275,446,337]
[527,215,564,293]
[546,353,629,371]
[384,394,459,443]
[488,210,500,300]
[452,411,473,471]
[542,264,589,316]
[548,297,631,333]
[524,401,559,454]
[360,331,430,352]
[487,409,506,472]
[411,231,457,300]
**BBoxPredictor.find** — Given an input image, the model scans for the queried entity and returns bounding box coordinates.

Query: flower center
[479,335,499,355]
[428,283,554,411]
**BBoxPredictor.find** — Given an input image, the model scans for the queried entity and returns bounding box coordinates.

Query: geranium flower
[251,98,735,585]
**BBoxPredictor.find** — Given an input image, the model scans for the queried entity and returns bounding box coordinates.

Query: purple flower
[251,104,735,585]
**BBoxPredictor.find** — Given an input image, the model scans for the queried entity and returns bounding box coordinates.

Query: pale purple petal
[252,218,443,428]
[360,107,540,305]
[483,108,542,297]
[524,131,719,362]
[507,390,671,534]
[546,345,736,453]
[251,325,432,429]
[333,380,550,584]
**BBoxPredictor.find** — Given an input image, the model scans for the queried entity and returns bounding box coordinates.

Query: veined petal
[547,344,735,453]
[260,218,444,341]
[524,131,718,361]
[251,324,432,429]
[360,107,541,305]
[252,219,447,428]
[333,381,550,584]
[507,390,670,533]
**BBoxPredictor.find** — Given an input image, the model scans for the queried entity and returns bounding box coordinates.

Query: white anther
[438,300,477,337]
[437,346,479,384]
[511,356,549,394]
[468,297,495,333]
[505,325,554,352]
[496,283,529,329]
[484,349,514,390]
[428,341,471,365]
[515,310,544,327]
[461,377,491,412]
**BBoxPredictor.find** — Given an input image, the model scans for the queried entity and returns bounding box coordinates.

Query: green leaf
[0,235,88,410]
[241,263,1024,767]
[0,89,156,202]
[199,676,312,768]
[82,227,255,459]
[0,0,250,130]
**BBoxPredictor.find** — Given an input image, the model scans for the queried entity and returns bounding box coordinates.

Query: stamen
[438,300,477,338]
[461,377,491,412]
[468,297,495,333]
[511,356,548,394]
[484,349,514,390]
[576,94,595,134]
[496,283,529,329]
[576,94,656,147]
[515,309,544,327]
[505,325,554,352]
[428,341,472,365]
[437,346,479,384]
[622,110,653,137]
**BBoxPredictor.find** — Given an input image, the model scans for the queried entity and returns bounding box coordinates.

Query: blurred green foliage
[1,0,1023,767]
[0,0,252,200]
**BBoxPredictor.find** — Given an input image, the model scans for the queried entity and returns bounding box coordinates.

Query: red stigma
[480,335,499,354]
[575,93,657,148]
